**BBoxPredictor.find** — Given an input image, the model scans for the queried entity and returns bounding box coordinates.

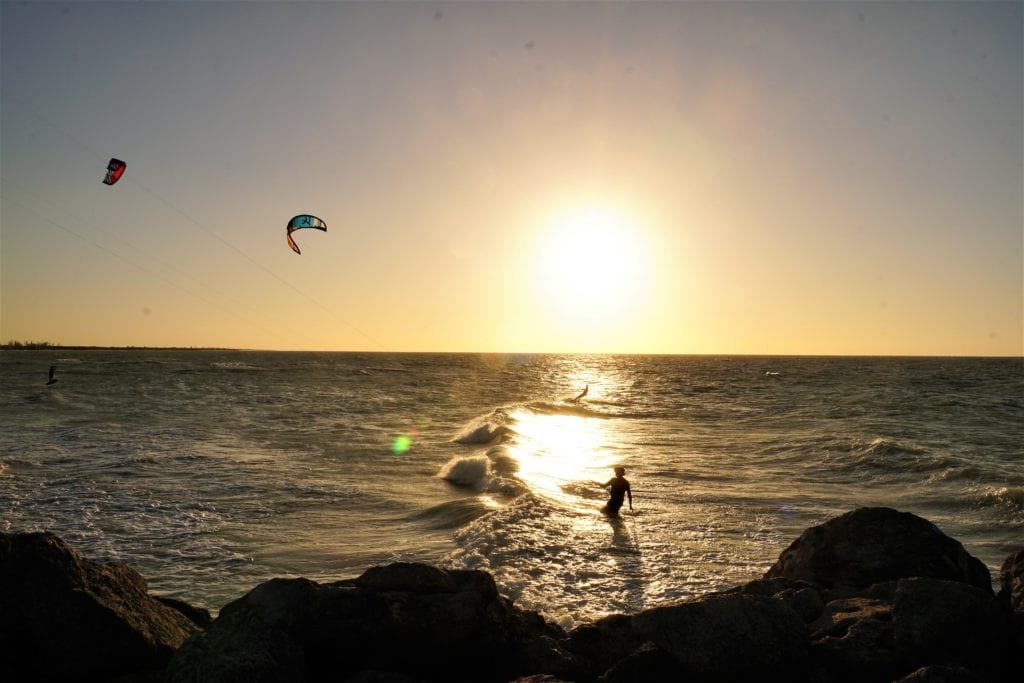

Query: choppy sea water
[1,351,1021,628]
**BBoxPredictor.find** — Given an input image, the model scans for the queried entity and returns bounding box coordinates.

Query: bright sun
[533,206,650,325]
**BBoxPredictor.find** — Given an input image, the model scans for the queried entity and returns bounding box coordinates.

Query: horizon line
[2,344,1021,360]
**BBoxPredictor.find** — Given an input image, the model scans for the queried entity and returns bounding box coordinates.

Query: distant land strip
[2,342,237,351]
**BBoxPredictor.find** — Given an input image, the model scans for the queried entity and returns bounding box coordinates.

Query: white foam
[439,455,491,488]
[454,422,513,444]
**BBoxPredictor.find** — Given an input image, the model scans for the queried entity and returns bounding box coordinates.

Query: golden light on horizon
[532,205,652,331]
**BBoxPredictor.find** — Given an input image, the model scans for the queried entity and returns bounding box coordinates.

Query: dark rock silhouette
[0,531,201,681]
[804,578,1008,681]
[764,507,992,591]
[997,548,1024,611]
[165,563,580,683]
[998,549,1024,676]
[2,508,1020,682]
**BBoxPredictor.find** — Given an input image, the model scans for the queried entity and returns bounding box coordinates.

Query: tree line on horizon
[3,340,60,349]
[2,341,237,351]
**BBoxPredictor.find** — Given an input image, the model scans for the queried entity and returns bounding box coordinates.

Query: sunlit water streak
[2,351,1021,627]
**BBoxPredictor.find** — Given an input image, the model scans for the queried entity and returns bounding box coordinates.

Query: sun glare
[533,206,650,326]
[506,408,620,512]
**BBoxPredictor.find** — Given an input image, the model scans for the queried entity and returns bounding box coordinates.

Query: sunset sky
[2,1,1021,355]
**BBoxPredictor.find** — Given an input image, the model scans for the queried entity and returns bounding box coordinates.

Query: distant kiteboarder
[46,365,58,385]
[571,384,589,403]
[599,466,632,516]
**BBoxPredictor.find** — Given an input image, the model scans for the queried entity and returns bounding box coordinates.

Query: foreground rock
[998,549,1024,674]
[764,507,992,591]
[3,508,1021,682]
[0,531,205,682]
[567,591,809,681]
[162,507,1016,682]
[756,508,1012,682]
[165,562,579,683]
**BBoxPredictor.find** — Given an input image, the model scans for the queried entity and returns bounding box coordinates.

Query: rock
[164,589,307,683]
[597,642,686,682]
[629,592,809,680]
[997,549,1024,676]
[765,507,992,591]
[809,596,901,682]
[997,548,1024,611]
[732,576,825,622]
[567,592,809,681]
[807,578,1010,682]
[0,531,201,682]
[166,564,579,683]
[891,577,1009,680]
[5,511,1017,682]
[353,562,457,594]
[565,614,640,678]
[156,595,213,628]
[895,664,985,682]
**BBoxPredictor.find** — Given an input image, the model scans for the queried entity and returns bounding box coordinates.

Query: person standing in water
[600,466,632,515]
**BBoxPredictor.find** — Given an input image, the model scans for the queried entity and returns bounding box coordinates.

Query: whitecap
[438,455,491,488]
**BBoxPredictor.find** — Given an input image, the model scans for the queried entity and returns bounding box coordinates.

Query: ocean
[1,351,1021,628]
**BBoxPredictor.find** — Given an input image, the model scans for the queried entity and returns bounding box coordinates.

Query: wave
[437,441,529,498]
[978,485,1024,513]
[858,437,927,457]
[560,481,606,501]
[210,362,260,372]
[813,436,965,479]
[23,389,75,406]
[826,436,937,471]
[452,398,632,449]
[439,455,490,487]
[408,498,495,530]
[453,409,514,444]
[454,424,514,445]
[487,446,519,477]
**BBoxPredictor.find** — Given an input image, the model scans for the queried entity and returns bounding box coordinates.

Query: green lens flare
[392,434,412,455]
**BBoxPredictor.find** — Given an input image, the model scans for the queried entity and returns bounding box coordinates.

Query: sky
[1,1,1021,355]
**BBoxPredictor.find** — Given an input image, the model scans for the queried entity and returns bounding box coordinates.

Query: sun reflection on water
[504,408,623,513]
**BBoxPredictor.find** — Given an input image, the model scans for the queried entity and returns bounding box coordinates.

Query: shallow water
[2,351,1021,627]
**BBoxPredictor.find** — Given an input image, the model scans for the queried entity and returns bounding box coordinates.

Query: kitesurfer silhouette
[571,384,589,403]
[600,466,632,516]
[46,366,58,385]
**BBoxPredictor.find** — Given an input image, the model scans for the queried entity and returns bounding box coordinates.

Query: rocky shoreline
[2,507,1022,682]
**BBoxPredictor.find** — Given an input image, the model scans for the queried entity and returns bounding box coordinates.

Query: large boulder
[765,508,992,591]
[631,592,809,680]
[807,578,1009,681]
[997,548,1024,611]
[0,531,202,682]
[997,549,1024,675]
[166,562,581,683]
[567,591,808,681]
